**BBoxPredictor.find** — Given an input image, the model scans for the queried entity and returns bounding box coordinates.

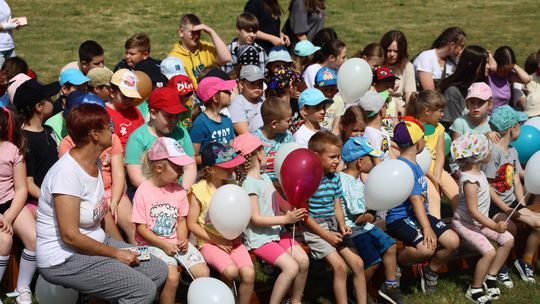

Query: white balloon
[365,159,415,211]
[209,184,252,240]
[188,277,235,304]
[337,58,373,104]
[524,117,540,133]
[36,275,79,304]
[274,142,303,183]
[525,151,540,195]
[416,147,432,174]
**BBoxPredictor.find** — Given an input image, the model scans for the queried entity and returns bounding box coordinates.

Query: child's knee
[296,254,310,271]
[416,243,436,258]
[328,258,348,276]
[191,263,210,278]
[222,264,239,280]
[240,266,255,284]
[385,244,397,255]
[167,267,180,285]
[483,249,496,260]
[0,233,12,254]
[442,231,460,251]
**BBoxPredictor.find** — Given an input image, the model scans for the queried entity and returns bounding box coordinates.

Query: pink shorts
[199,243,253,274]
[452,214,514,255]
[26,200,38,213]
[252,235,299,264]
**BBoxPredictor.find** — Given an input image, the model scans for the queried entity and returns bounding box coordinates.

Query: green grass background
[6,0,540,303]
[10,0,540,82]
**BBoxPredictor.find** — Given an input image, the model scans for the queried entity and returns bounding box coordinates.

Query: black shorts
[489,200,525,218]
[0,199,12,214]
[386,214,450,247]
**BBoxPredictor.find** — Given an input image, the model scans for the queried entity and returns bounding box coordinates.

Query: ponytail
[405,90,446,117]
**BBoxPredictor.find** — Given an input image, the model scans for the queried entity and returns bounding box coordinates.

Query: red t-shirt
[106,105,144,149]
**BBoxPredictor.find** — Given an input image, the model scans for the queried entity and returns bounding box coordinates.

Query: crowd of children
[0,6,540,304]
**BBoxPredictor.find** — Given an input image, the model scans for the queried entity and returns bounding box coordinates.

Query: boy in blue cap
[314,67,343,133]
[482,105,540,286]
[340,136,403,303]
[293,88,333,147]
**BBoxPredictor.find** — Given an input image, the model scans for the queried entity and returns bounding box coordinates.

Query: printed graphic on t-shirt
[418,175,428,203]
[150,204,178,237]
[100,152,111,167]
[211,127,232,144]
[119,121,132,137]
[492,163,514,193]
[93,195,109,222]
[265,150,276,174]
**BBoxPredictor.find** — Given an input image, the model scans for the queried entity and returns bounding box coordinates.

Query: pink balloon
[280,149,323,209]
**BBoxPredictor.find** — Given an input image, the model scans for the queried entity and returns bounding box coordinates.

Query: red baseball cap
[148,87,188,115]
[372,66,399,83]
[167,74,194,97]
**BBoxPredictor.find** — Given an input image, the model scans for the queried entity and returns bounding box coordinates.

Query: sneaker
[497,266,514,288]
[395,265,402,287]
[420,265,438,293]
[15,286,32,304]
[514,259,536,283]
[465,286,492,304]
[378,284,404,304]
[482,280,501,300]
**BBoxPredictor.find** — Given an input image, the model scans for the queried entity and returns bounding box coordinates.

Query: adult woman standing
[244,0,290,53]
[37,104,167,303]
[380,30,417,124]
[283,0,325,46]
[0,0,23,67]
[439,45,495,129]
[414,27,466,91]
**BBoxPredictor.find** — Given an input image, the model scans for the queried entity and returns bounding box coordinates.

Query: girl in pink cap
[189,76,237,165]
[187,142,255,304]
[132,137,209,304]
[233,133,308,304]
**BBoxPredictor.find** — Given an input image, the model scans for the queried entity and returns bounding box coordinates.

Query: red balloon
[280,148,323,209]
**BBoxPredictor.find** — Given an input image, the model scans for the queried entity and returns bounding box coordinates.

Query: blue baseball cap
[490,105,528,131]
[63,91,105,119]
[294,40,320,57]
[342,136,384,163]
[315,67,337,87]
[298,88,333,109]
[267,46,292,63]
[160,56,187,79]
[59,68,91,86]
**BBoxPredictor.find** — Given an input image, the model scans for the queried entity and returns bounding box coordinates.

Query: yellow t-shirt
[169,41,217,88]
[190,179,221,247]
[424,123,445,172]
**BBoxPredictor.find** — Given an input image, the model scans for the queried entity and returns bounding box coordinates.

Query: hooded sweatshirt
[168,41,217,88]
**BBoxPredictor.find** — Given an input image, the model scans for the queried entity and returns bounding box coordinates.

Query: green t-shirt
[449,115,492,136]
[125,123,195,165]
[44,112,67,143]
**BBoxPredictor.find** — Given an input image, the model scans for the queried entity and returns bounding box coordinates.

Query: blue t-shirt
[0,94,8,107]
[309,172,343,218]
[189,112,234,150]
[385,156,429,225]
[253,128,294,182]
[339,172,374,236]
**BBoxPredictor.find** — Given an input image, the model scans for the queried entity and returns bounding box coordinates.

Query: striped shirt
[308,173,343,218]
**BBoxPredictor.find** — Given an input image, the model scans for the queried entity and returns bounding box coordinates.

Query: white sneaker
[15,286,32,304]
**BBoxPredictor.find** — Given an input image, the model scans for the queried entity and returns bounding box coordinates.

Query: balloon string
[291,223,295,259]
[504,193,528,224]
[175,251,195,280]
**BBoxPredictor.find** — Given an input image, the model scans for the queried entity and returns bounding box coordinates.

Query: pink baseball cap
[466,82,492,101]
[196,76,236,103]
[233,133,269,156]
[148,137,194,167]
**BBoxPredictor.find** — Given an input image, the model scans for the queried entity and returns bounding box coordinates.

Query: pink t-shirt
[0,141,23,204]
[58,134,123,190]
[131,180,189,245]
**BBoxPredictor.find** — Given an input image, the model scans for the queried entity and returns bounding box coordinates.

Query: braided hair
[235,152,254,185]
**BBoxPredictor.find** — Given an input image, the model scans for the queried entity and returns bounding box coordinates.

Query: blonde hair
[141,151,168,178]
[405,90,447,117]
[339,105,366,142]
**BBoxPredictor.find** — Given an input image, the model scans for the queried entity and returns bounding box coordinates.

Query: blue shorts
[352,227,396,268]
[386,214,449,247]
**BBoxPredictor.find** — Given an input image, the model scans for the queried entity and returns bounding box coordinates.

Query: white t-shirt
[0,0,14,51]
[293,124,324,147]
[364,126,391,161]
[303,63,322,89]
[227,94,264,133]
[413,49,455,82]
[455,172,490,226]
[36,152,108,268]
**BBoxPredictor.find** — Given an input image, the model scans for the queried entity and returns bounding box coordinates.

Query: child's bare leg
[489,237,514,275]
[188,263,210,279]
[364,264,378,283]
[238,266,255,304]
[288,245,309,303]
[382,244,397,281]
[339,246,367,304]
[516,208,540,258]
[397,244,434,266]
[427,179,441,219]
[430,230,459,271]
[324,251,350,304]
[160,265,180,304]
[472,250,496,287]
[270,253,300,304]
[117,195,137,245]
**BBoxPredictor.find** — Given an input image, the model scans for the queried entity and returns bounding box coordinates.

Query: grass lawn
[10,0,540,82]
[5,0,540,303]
